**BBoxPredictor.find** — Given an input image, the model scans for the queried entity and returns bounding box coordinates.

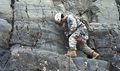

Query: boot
[65,50,77,57]
[92,51,100,59]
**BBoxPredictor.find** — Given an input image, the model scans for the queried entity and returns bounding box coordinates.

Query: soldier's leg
[69,35,77,51]
[79,42,100,59]
[65,33,77,57]
[79,42,93,55]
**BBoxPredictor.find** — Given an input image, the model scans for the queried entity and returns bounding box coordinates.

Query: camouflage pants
[69,30,93,55]
[78,42,94,56]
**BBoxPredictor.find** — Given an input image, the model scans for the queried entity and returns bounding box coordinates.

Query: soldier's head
[54,13,66,26]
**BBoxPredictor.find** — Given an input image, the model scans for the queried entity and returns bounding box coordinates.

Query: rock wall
[0,0,120,71]
[0,0,12,22]
[90,0,119,23]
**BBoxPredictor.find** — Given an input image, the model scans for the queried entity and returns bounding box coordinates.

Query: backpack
[75,16,90,31]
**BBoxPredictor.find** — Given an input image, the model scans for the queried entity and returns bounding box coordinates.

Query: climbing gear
[70,16,89,37]
[70,23,82,35]
[75,16,90,31]
[76,37,82,42]
[92,51,100,59]
[65,50,77,57]
[54,13,62,23]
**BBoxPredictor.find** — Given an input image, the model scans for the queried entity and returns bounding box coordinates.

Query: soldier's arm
[68,15,77,33]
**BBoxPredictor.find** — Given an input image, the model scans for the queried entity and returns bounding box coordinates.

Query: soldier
[54,13,100,59]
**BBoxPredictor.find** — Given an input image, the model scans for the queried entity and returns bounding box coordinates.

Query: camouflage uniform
[64,15,94,55]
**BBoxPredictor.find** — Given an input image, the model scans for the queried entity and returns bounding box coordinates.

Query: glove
[76,38,82,42]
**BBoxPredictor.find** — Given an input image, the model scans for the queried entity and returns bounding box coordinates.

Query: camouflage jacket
[63,15,88,41]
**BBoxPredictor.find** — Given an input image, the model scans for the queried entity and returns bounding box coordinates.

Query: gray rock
[73,57,87,71]
[109,28,120,38]
[3,57,17,71]
[14,0,55,21]
[0,0,13,22]
[115,0,120,20]
[36,22,67,54]
[113,36,120,52]
[53,0,94,15]
[11,21,67,54]
[73,57,110,71]
[0,48,16,71]
[0,19,12,48]
[115,0,120,4]
[11,46,111,71]
[97,48,115,61]
[10,21,42,47]
[56,4,66,12]
[76,50,87,58]
[90,0,119,23]
[111,62,120,71]
[14,2,28,21]
[11,46,78,71]
[89,22,120,71]
[89,23,113,48]
[111,53,120,71]
[87,59,110,71]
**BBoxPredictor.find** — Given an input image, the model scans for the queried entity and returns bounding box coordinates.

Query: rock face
[11,46,110,71]
[0,19,12,48]
[0,0,120,71]
[0,0,13,22]
[14,0,55,21]
[90,0,119,23]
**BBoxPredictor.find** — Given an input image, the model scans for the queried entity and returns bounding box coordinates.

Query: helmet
[54,13,62,23]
